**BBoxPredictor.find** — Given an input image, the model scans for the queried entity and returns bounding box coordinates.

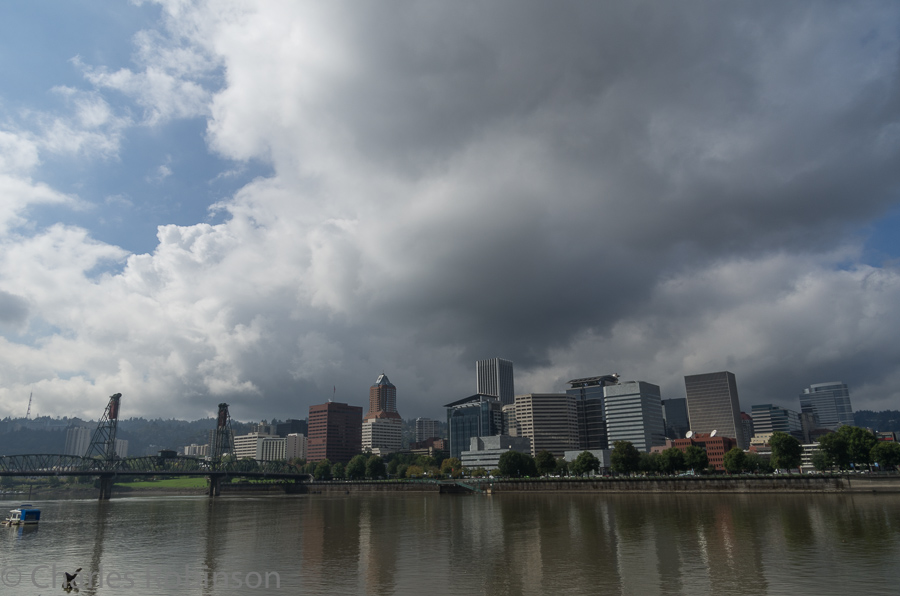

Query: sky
[2,1,900,424]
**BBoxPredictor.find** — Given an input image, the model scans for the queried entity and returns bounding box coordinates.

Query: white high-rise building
[65,427,92,457]
[415,417,437,442]
[285,433,307,460]
[362,417,402,453]
[476,358,515,405]
[114,438,129,458]
[603,381,666,452]
[233,431,286,461]
[514,393,578,457]
[799,382,853,430]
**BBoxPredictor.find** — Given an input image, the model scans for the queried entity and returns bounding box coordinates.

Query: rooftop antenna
[710,429,718,437]
[685,430,694,439]
[330,385,334,403]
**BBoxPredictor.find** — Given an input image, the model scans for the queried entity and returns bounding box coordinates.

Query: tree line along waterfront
[2,423,898,497]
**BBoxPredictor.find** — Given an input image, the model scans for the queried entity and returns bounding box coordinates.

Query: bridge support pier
[98,475,114,500]
[208,474,221,498]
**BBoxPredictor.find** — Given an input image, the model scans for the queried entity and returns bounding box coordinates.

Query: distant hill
[854,410,900,433]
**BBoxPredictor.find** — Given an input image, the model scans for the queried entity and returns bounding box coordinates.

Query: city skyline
[2,3,900,422]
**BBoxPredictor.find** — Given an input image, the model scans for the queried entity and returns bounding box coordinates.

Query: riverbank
[302,473,900,495]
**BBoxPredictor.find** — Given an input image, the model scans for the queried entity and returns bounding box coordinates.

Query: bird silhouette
[62,567,82,590]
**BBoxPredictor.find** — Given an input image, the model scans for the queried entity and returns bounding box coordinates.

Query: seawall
[302,475,900,495]
[487,474,900,493]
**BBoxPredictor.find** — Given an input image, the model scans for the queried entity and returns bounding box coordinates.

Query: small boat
[1,505,41,526]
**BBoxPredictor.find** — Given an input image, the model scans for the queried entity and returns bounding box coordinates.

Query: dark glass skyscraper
[566,374,619,450]
[445,394,503,458]
[684,371,747,448]
[799,382,853,430]
[661,398,689,439]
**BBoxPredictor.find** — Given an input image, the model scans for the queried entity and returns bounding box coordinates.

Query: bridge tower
[211,403,235,462]
[208,403,235,497]
[84,393,122,461]
[84,392,122,500]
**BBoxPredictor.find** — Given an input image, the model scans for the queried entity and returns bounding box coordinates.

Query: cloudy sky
[1,1,900,423]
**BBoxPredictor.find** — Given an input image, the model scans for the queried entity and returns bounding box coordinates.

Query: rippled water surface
[1,491,898,595]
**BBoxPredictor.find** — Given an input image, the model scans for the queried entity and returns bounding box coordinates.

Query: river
[1,492,898,595]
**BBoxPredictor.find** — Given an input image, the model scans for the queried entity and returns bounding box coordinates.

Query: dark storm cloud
[196,1,900,415]
[4,1,900,419]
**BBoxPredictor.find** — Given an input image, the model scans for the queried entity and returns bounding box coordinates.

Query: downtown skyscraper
[684,371,747,449]
[799,382,853,430]
[476,358,515,405]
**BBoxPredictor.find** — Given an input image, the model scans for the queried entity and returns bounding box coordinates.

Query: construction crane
[25,391,32,419]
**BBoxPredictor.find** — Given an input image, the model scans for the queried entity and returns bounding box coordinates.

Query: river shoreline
[4,473,898,500]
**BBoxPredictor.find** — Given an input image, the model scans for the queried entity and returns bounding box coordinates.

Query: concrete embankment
[488,475,900,493]
[302,475,900,495]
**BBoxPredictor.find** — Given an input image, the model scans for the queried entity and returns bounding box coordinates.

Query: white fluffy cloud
[2,1,900,422]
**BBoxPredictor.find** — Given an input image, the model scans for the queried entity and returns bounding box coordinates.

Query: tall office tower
[285,433,307,460]
[363,373,402,453]
[308,401,363,463]
[369,373,398,414]
[741,412,754,445]
[415,417,437,442]
[799,382,853,430]
[476,358,515,405]
[514,393,579,457]
[603,381,666,452]
[661,398,690,439]
[276,419,308,438]
[684,371,747,449]
[502,404,520,436]
[64,426,92,456]
[799,411,821,443]
[567,374,619,450]
[750,404,803,440]
[445,394,503,459]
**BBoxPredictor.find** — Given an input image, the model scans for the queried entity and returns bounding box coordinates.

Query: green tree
[769,432,803,471]
[817,432,849,469]
[838,425,877,469]
[811,450,831,472]
[658,447,686,475]
[331,462,345,479]
[497,451,538,478]
[639,452,660,474]
[535,450,557,476]
[441,457,462,477]
[346,454,368,480]
[610,441,641,475]
[683,445,708,472]
[396,464,409,479]
[871,441,900,471]
[366,455,386,479]
[387,458,400,476]
[313,459,332,480]
[405,464,425,478]
[571,451,600,477]
[555,457,569,477]
[744,451,772,473]
[723,447,747,474]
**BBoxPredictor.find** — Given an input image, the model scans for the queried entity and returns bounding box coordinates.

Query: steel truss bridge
[0,454,309,499]
[0,453,305,476]
[0,396,309,499]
